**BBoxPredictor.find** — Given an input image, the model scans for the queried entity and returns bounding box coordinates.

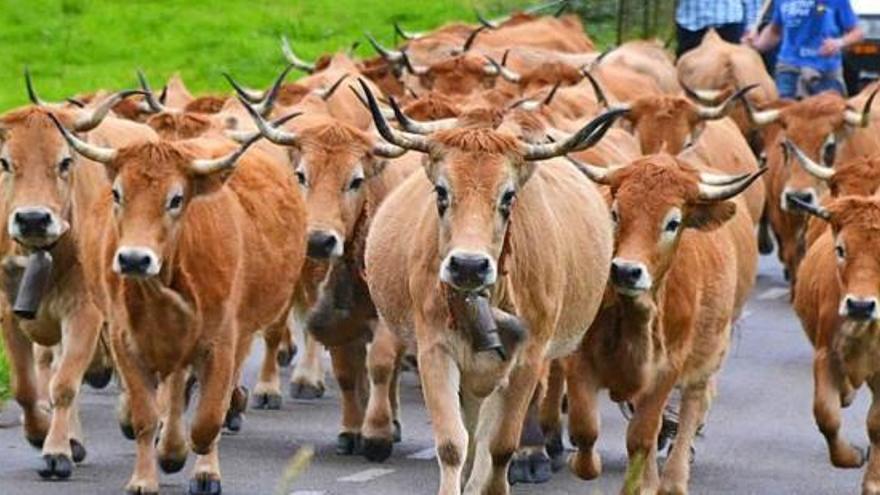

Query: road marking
[337,468,395,483]
[407,447,436,460]
[757,287,789,300]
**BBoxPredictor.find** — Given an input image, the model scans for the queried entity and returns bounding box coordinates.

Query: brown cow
[0,86,155,480]
[52,125,306,494]
[361,81,622,494]
[570,154,764,494]
[791,195,880,494]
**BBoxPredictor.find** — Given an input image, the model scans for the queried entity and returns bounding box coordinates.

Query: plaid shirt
[676,0,764,31]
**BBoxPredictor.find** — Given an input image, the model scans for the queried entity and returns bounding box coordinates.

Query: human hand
[820,38,844,56]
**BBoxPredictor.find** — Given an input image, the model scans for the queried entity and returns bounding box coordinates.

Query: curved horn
[65,98,86,108]
[564,156,624,185]
[365,33,404,63]
[582,70,610,109]
[372,141,408,159]
[73,90,145,132]
[359,79,431,153]
[697,168,767,201]
[680,79,724,104]
[226,111,302,144]
[698,171,750,185]
[48,113,118,163]
[190,133,264,176]
[280,36,316,74]
[24,67,45,106]
[393,21,420,41]
[485,57,520,82]
[475,9,500,29]
[314,74,349,101]
[400,50,430,76]
[236,96,300,146]
[844,87,878,127]
[223,72,265,104]
[389,96,457,134]
[137,70,167,114]
[348,85,397,120]
[788,196,832,221]
[225,65,293,117]
[543,82,561,106]
[522,107,628,161]
[784,139,834,181]
[462,26,486,52]
[742,97,781,127]
[695,84,759,120]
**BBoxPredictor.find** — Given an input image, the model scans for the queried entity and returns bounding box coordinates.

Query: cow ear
[189,173,230,197]
[686,201,736,231]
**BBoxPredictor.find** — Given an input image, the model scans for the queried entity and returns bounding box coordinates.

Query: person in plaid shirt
[676,0,764,57]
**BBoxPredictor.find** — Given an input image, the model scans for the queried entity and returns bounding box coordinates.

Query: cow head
[575,154,764,297]
[746,90,878,212]
[791,196,880,322]
[359,79,624,292]
[0,79,140,249]
[50,116,260,278]
[786,141,880,198]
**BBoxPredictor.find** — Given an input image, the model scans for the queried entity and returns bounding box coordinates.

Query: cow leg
[276,318,297,368]
[508,379,552,485]
[254,320,285,410]
[34,344,54,404]
[465,353,543,495]
[83,330,114,389]
[566,353,603,480]
[659,380,710,494]
[156,369,190,474]
[419,338,467,495]
[363,320,405,462]
[862,376,880,494]
[111,329,160,494]
[2,314,50,448]
[290,329,326,400]
[539,359,566,471]
[624,369,678,495]
[224,331,254,433]
[330,339,368,455]
[190,439,222,495]
[757,207,774,255]
[814,350,866,468]
[117,386,136,440]
[461,391,483,483]
[39,305,102,479]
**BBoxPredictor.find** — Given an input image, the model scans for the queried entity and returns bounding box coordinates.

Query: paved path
[0,257,870,494]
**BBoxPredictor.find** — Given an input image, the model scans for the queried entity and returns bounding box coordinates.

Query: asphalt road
[0,256,871,495]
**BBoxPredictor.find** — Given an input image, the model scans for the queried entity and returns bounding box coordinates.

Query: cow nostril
[307,231,340,258]
[14,210,53,235]
[846,298,877,318]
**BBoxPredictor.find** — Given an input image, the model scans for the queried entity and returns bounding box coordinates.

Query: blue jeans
[776,64,847,99]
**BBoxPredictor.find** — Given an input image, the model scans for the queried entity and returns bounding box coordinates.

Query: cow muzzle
[841,295,880,322]
[114,246,162,278]
[782,188,817,213]
[440,250,497,292]
[306,229,344,259]
[610,258,652,295]
[8,206,68,247]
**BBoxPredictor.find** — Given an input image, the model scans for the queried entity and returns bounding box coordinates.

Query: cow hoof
[336,432,362,455]
[569,450,602,480]
[188,477,222,495]
[362,436,393,462]
[125,486,159,495]
[26,434,45,449]
[253,392,283,410]
[70,439,87,463]
[392,420,402,443]
[224,411,243,433]
[290,382,325,400]
[276,343,298,367]
[545,432,565,472]
[757,233,774,255]
[159,455,187,474]
[84,366,113,389]
[120,422,136,440]
[658,417,678,452]
[508,449,552,485]
[37,453,73,480]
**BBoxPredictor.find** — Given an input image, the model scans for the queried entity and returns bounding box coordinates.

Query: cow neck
[609,276,668,368]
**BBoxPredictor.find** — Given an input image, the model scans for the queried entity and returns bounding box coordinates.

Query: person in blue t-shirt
[744,0,863,98]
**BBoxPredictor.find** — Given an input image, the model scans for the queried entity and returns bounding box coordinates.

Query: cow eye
[499,189,516,218]
[0,158,9,173]
[435,184,449,216]
[610,208,619,224]
[822,135,837,167]
[349,176,364,191]
[111,188,122,205]
[664,218,681,233]
[835,243,846,261]
[58,157,73,176]
[167,193,184,212]
[295,170,307,187]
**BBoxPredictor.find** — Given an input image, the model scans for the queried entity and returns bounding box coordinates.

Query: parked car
[845,0,880,94]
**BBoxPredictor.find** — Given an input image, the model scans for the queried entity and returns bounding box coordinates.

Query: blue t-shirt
[772,0,858,71]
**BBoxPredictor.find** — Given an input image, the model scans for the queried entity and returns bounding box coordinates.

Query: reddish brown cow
[52,126,306,494]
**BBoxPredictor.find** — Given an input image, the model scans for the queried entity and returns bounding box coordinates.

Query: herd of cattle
[2,2,880,494]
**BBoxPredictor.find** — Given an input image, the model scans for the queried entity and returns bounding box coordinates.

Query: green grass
[0,340,8,403]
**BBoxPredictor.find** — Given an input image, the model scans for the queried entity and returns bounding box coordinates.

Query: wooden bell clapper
[13,250,53,320]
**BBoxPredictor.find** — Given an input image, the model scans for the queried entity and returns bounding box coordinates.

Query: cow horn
[696,168,767,201]
[698,171,750,186]
[73,90,145,132]
[582,70,610,109]
[564,156,624,185]
[360,79,431,153]
[393,21,421,41]
[742,97,781,127]
[226,111,302,144]
[680,80,724,104]
[844,87,878,127]
[543,82,561,106]
[400,50,430,76]
[24,67,46,106]
[522,107,628,161]
[314,74,349,101]
[784,139,834,181]
[236,96,301,146]
[137,70,168,114]
[225,65,293,118]
[48,113,118,164]
[365,33,404,63]
[65,98,86,108]
[475,9,500,29]
[389,96,457,134]
[280,36,316,74]
[223,73,265,104]
[348,85,397,121]
[485,57,520,82]
[190,133,264,176]
[462,27,486,52]
[695,84,759,120]
[787,196,832,221]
